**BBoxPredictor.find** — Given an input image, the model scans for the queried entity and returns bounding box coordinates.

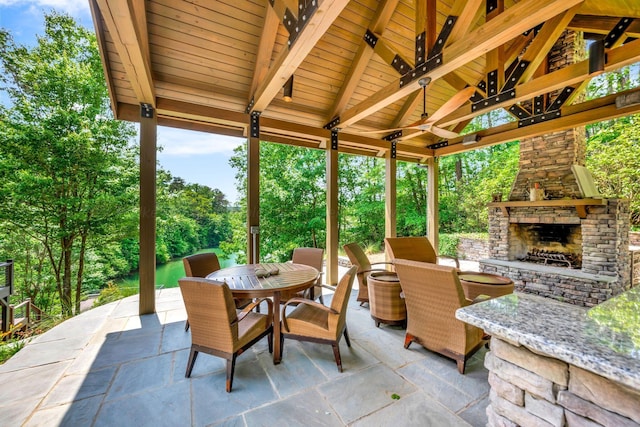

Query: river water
[117,248,236,289]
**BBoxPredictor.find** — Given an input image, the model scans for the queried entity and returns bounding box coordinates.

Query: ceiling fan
[360,78,476,140]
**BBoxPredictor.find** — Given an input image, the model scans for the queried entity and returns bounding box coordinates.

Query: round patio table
[458,272,514,300]
[206,262,318,364]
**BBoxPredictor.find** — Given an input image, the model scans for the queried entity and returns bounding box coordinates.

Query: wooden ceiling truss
[90,0,640,162]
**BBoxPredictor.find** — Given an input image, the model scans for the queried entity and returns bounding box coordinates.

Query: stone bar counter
[456,289,640,426]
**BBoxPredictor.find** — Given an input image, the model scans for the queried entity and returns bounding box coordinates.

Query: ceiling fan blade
[358,127,405,135]
[426,86,477,124]
[358,116,427,134]
[429,125,460,139]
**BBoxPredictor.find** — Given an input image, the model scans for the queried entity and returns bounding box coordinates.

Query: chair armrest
[281,298,338,332]
[468,294,491,305]
[237,298,273,323]
[359,267,394,276]
[437,255,460,269]
[370,261,394,268]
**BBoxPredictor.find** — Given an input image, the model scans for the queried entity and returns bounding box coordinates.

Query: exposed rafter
[436,38,640,128]
[94,0,154,105]
[248,0,350,113]
[335,0,584,130]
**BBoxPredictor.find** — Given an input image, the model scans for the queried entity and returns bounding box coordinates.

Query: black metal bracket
[392,54,411,75]
[250,111,261,138]
[486,0,499,15]
[331,130,338,150]
[399,53,442,88]
[503,60,530,92]
[245,97,255,114]
[508,104,532,120]
[471,89,516,112]
[140,103,154,119]
[429,16,457,59]
[547,86,575,112]
[415,32,426,66]
[604,17,634,48]
[533,94,545,115]
[517,110,561,127]
[486,70,499,98]
[470,80,486,102]
[427,140,448,149]
[324,116,340,130]
[390,141,396,159]
[382,130,403,141]
[364,29,378,48]
[283,0,319,48]
[523,23,543,37]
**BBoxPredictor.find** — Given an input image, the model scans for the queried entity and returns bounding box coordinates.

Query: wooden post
[427,157,439,251]
[326,133,339,285]
[247,115,260,264]
[139,104,157,315]
[385,149,397,244]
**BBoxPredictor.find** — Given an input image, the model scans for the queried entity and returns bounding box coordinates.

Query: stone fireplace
[480,31,632,307]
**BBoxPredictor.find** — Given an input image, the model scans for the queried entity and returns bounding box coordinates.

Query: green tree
[0,13,138,316]
[587,114,640,226]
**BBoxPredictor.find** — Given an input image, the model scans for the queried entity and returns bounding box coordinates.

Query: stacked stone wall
[486,338,640,427]
[457,237,489,261]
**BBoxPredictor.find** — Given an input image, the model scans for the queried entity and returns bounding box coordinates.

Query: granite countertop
[456,288,640,390]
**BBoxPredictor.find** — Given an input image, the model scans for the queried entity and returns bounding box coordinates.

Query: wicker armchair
[281,266,357,372]
[343,242,395,305]
[393,259,486,374]
[282,247,324,303]
[385,236,460,269]
[183,252,253,331]
[178,277,273,392]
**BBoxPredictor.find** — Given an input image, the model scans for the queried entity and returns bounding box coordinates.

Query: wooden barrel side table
[458,272,514,300]
[368,272,407,327]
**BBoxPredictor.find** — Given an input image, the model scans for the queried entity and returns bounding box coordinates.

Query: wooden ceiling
[90,0,640,163]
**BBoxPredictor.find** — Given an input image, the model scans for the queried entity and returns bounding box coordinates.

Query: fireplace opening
[509,224,582,269]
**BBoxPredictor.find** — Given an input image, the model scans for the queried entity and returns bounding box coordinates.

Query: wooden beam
[427,157,439,249]
[338,0,584,129]
[247,130,260,264]
[436,38,640,127]
[328,0,400,119]
[94,0,154,105]
[89,0,118,118]
[326,140,339,285]
[139,107,157,315]
[485,0,505,92]
[569,15,640,37]
[517,6,581,84]
[385,150,397,240]
[446,0,485,45]
[249,6,279,101]
[250,0,350,112]
[437,86,640,156]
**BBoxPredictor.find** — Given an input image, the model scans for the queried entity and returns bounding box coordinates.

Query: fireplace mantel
[488,199,607,219]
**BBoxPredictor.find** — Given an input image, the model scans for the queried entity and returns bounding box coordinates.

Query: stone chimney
[509,30,587,201]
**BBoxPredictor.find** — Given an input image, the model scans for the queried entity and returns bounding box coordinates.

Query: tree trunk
[75,233,88,314]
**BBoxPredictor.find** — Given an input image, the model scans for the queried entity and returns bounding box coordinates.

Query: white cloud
[1,0,90,16]
[157,127,245,156]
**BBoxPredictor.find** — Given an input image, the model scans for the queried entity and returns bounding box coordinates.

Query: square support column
[139,106,157,315]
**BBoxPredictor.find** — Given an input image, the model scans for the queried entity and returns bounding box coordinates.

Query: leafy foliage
[0,13,138,315]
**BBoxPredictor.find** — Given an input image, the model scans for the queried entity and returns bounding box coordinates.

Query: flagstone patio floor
[0,262,489,426]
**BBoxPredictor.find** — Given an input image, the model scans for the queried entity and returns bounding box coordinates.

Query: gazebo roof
[90,0,640,162]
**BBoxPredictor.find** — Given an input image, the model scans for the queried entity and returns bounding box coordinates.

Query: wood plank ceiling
[90,0,640,163]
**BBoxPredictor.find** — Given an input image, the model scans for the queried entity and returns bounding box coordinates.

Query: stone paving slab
[0,271,489,427]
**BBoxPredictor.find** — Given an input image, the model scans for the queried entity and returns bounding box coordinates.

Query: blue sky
[0,0,245,203]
